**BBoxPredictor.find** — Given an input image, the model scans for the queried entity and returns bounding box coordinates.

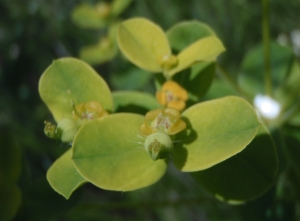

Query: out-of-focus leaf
[113,91,160,114]
[0,129,21,182]
[110,67,152,90]
[71,3,107,29]
[47,149,87,199]
[238,42,293,98]
[173,96,260,172]
[0,128,22,221]
[0,182,21,221]
[274,61,300,113]
[72,113,168,191]
[192,124,277,202]
[167,20,215,52]
[79,38,118,65]
[39,58,113,122]
[111,0,132,17]
[204,78,238,100]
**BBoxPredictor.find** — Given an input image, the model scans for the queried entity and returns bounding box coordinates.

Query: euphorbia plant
[40,18,277,203]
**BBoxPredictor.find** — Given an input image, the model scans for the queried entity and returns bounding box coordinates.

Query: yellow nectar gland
[145,132,173,161]
[139,108,186,138]
[72,101,108,121]
[156,81,188,111]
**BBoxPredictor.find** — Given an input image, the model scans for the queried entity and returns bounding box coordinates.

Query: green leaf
[274,61,300,111]
[111,0,132,17]
[113,91,160,114]
[204,78,238,100]
[191,124,277,202]
[173,62,215,103]
[0,129,22,221]
[167,20,215,52]
[79,39,118,65]
[72,113,168,191]
[71,3,107,29]
[0,129,21,182]
[39,58,113,122]
[238,42,293,98]
[0,182,21,221]
[110,67,152,90]
[117,18,171,73]
[167,36,225,77]
[80,22,120,65]
[47,149,87,199]
[173,96,260,172]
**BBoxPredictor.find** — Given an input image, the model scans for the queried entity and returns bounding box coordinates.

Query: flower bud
[44,121,59,139]
[144,132,173,161]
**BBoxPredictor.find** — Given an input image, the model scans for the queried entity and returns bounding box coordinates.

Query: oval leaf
[117,18,171,73]
[167,20,215,52]
[71,3,107,29]
[173,96,260,172]
[111,0,132,17]
[167,36,225,77]
[0,128,21,182]
[191,124,277,202]
[0,182,21,221]
[47,149,87,199]
[39,58,113,122]
[72,113,168,191]
[113,91,160,114]
[79,42,118,65]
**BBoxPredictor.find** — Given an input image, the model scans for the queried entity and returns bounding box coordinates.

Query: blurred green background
[1,0,300,220]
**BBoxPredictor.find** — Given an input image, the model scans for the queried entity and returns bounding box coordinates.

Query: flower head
[139,108,186,138]
[72,101,109,121]
[156,81,188,111]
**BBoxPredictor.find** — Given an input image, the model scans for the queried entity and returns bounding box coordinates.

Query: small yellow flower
[139,108,186,138]
[156,81,188,111]
[72,101,109,120]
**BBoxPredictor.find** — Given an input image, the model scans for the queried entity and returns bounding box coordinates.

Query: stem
[270,99,300,129]
[262,0,272,96]
[216,64,251,102]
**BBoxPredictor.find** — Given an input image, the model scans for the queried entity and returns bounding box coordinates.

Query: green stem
[262,0,272,96]
[270,99,300,129]
[216,64,251,102]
